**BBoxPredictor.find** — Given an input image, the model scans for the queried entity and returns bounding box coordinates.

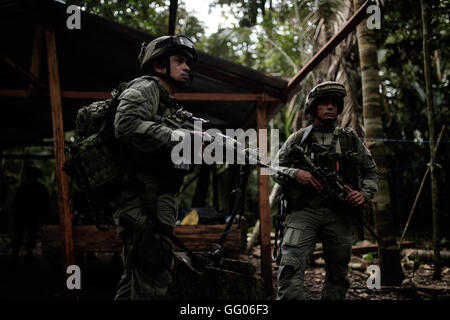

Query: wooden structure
[41,224,241,258]
[0,0,370,297]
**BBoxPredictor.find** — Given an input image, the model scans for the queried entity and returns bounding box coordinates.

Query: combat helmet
[138,35,198,73]
[304,81,347,116]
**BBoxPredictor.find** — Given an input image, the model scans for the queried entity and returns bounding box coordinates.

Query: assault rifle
[155,107,294,262]
[272,190,288,264]
[293,144,349,204]
[154,107,293,180]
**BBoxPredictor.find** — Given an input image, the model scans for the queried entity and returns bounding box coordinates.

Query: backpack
[63,82,129,231]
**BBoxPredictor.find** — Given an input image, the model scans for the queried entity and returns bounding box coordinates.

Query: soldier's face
[169,55,190,82]
[316,98,338,121]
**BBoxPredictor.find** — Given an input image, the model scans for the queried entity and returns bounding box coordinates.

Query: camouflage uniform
[113,75,189,300]
[272,82,378,300]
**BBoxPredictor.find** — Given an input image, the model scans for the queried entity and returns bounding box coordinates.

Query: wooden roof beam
[175,93,279,102]
[259,0,371,124]
[243,1,371,129]
[0,89,280,102]
[45,25,74,268]
[282,0,371,100]
[1,55,46,89]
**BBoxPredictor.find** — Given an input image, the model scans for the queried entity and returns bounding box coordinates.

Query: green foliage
[66,0,206,41]
[67,0,168,35]
[375,0,450,232]
[362,252,375,264]
[412,252,421,277]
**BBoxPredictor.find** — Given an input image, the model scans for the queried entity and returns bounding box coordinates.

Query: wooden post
[45,26,74,267]
[256,99,273,298]
[30,24,43,87]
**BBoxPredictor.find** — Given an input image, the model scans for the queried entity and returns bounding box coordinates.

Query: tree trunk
[354,0,404,285]
[420,0,441,280]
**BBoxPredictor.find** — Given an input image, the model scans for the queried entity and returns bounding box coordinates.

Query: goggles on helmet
[155,35,195,51]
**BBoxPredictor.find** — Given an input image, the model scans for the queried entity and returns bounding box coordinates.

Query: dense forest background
[1,0,449,247]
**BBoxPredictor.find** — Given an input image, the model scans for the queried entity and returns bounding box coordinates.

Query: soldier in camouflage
[272,81,378,300]
[113,35,198,300]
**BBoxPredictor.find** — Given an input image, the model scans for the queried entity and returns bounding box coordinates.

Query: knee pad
[280,265,295,281]
[278,253,301,281]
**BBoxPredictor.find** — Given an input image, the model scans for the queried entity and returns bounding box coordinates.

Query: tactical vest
[284,126,360,211]
[305,127,360,190]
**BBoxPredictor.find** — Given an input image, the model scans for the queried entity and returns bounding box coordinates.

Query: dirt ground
[1,233,449,300]
[242,243,450,300]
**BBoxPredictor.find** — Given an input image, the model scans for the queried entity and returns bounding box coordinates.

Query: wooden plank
[0,90,280,103]
[0,90,110,99]
[29,24,43,90]
[61,91,112,99]
[175,92,279,102]
[45,26,74,267]
[42,225,121,252]
[0,90,111,99]
[0,89,29,97]
[256,99,273,298]
[41,224,241,253]
[312,241,416,258]
[0,55,45,88]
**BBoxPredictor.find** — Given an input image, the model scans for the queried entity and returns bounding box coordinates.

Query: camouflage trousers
[113,172,178,300]
[276,205,353,300]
